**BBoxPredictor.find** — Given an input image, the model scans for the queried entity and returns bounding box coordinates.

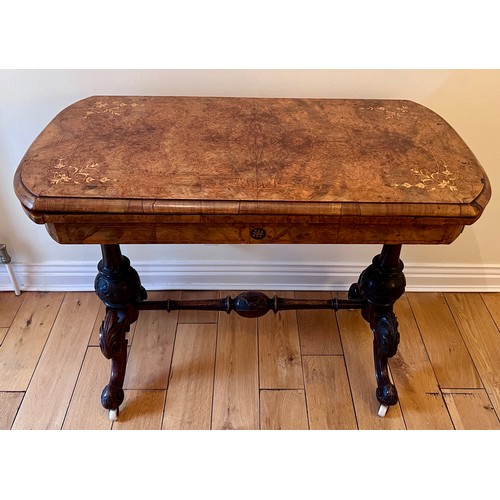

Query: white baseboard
[1,261,500,292]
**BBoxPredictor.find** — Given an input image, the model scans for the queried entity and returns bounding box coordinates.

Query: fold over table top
[14,96,490,245]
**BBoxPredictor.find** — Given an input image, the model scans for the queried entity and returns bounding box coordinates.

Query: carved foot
[99,308,131,414]
[371,307,400,410]
[102,385,124,414]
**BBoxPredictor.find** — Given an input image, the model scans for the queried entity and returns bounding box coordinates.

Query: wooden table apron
[14,96,491,420]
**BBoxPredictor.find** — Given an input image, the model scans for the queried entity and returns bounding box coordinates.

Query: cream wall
[0,69,498,291]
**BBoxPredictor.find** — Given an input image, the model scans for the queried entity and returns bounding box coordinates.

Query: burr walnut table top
[14,96,491,245]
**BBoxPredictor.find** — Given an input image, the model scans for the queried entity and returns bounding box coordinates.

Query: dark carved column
[94,244,146,420]
[350,244,406,415]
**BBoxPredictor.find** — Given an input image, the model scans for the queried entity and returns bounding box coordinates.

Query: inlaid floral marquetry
[82,99,145,119]
[393,164,459,192]
[50,158,115,186]
[14,96,490,245]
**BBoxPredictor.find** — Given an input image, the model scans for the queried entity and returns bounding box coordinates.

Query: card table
[14,96,491,421]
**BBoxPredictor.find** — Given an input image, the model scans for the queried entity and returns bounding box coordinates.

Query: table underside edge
[44,220,465,245]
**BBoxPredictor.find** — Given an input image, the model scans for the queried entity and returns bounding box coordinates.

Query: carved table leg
[94,244,147,420]
[351,244,406,417]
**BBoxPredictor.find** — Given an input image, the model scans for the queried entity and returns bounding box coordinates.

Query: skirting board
[1,261,500,292]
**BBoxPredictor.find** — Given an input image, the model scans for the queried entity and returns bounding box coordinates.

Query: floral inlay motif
[83,100,143,119]
[50,158,114,185]
[359,104,420,123]
[393,164,458,192]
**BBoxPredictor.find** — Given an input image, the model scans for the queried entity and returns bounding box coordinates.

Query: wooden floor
[1,290,499,430]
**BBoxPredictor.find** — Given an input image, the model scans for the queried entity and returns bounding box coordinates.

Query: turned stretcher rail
[134,290,365,318]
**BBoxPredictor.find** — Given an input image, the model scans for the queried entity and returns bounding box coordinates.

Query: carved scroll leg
[369,306,400,416]
[95,244,145,421]
[358,244,406,417]
[99,307,136,420]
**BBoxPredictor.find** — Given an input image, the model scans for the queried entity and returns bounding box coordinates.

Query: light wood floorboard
[442,389,500,430]
[1,290,498,430]
[124,291,180,390]
[258,291,303,390]
[162,323,217,430]
[481,293,500,331]
[407,292,482,388]
[260,390,309,430]
[0,292,25,328]
[0,328,8,345]
[12,293,100,430]
[0,392,23,430]
[445,293,500,416]
[302,355,357,430]
[212,301,259,430]
[113,390,166,430]
[0,292,65,391]
[63,346,113,430]
[295,291,343,355]
[391,295,453,430]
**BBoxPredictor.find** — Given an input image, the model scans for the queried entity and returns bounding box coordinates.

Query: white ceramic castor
[109,409,119,421]
[378,404,389,418]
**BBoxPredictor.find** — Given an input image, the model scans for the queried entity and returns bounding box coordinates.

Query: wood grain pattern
[0,292,65,391]
[14,96,490,248]
[295,291,342,355]
[260,390,309,430]
[442,389,500,430]
[2,291,499,429]
[258,292,303,389]
[89,300,106,346]
[0,292,25,328]
[391,295,453,429]
[212,305,259,430]
[12,293,100,429]
[43,220,466,245]
[481,293,500,331]
[445,293,500,415]
[113,390,166,430]
[162,323,217,430]
[407,292,482,388]
[0,392,23,430]
[124,291,180,390]
[303,355,357,429]
[16,97,488,210]
[0,328,8,345]
[63,347,112,430]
